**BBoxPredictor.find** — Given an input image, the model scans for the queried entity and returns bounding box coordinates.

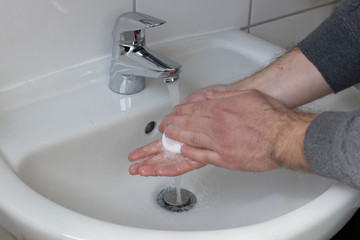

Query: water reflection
[119,97,132,111]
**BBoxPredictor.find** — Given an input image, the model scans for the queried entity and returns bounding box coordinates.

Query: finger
[159,100,215,132]
[159,112,213,135]
[156,159,206,176]
[166,127,215,150]
[182,84,229,104]
[128,140,161,162]
[129,162,143,175]
[175,90,256,116]
[158,121,166,133]
[181,145,223,166]
[169,114,213,131]
[138,165,158,176]
[158,113,173,133]
[182,90,207,104]
[129,153,204,176]
[171,101,207,116]
[158,111,182,133]
[128,155,167,176]
[205,90,251,100]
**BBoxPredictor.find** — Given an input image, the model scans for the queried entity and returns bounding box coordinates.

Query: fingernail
[139,168,147,176]
[129,166,137,175]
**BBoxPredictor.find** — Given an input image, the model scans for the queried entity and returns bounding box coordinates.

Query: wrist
[274,111,317,171]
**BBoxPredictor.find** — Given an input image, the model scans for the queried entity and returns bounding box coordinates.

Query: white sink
[0,30,359,240]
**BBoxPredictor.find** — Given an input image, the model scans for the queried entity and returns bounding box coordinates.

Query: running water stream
[165,81,182,204]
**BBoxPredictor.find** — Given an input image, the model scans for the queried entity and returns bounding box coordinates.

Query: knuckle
[172,105,182,114]
[163,115,172,126]
[183,116,192,127]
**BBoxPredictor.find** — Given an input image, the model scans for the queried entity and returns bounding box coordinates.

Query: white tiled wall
[0,0,340,92]
[251,0,337,23]
[136,0,250,44]
[0,0,133,91]
[250,3,339,49]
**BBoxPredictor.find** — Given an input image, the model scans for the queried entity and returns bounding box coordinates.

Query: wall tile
[0,0,133,91]
[250,4,337,49]
[252,0,338,24]
[136,0,250,44]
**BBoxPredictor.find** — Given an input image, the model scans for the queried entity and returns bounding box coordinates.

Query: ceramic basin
[0,30,359,240]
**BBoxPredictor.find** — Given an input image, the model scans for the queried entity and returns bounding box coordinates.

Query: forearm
[227,48,333,109]
[275,111,317,171]
[230,0,360,108]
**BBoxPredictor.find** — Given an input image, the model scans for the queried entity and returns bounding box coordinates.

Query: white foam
[161,134,183,154]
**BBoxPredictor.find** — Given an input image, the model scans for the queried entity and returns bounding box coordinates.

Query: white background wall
[0,0,340,92]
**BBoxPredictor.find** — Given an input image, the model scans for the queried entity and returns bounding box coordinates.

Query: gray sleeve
[299,0,360,188]
[304,108,360,189]
[298,0,360,92]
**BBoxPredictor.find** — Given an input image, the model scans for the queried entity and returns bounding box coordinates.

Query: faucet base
[109,75,145,95]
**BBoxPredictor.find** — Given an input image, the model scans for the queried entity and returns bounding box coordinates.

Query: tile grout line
[133,0,137,12]
[242,0,341,31]
[247,0,253,33]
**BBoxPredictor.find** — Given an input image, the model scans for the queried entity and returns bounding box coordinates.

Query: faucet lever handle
[113,12,166,45]
[121,12,166,30]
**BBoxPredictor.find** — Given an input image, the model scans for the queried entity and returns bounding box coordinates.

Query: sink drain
[157,187,196,212]
[145,121,156,135]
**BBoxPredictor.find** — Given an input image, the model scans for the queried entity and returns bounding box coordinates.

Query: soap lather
[162,134,184,154]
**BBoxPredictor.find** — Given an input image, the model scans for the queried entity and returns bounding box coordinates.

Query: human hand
[160,89,315,173]
[127,84,231,177]
[128,140,205,176]
[181,84,230,104]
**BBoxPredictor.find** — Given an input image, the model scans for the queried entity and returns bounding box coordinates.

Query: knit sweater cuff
[304,111,360,188]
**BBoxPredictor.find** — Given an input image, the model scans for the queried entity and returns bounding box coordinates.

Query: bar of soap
[162,134,183,154]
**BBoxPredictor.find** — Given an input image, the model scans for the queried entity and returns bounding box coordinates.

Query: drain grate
[156,187,197,212]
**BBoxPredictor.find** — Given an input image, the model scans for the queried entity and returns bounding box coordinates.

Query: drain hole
[157,187,197,212]
[145,121,156,135]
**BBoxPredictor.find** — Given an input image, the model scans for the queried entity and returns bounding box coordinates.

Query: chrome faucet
[109,12,182,95]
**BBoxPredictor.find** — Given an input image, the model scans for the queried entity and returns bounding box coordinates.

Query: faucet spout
[109,12,182,95]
